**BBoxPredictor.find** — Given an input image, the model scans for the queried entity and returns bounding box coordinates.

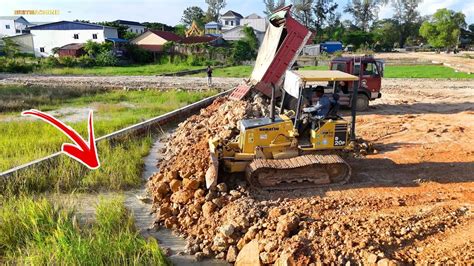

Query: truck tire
[356,94,369,111]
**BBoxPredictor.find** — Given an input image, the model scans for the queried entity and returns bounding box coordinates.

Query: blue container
[320,41,343,53]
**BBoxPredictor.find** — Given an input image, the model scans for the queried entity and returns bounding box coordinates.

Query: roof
[221,10,243,18]
[148,30,182,42]
[293,70,359,82]
[244,13,262,19]
[0,16,32,25]
[322,41,342,44]
[115,20,144,26]
[59,43,84,50]
[205,21,222,27]
[27,21,115,30]
[106,37,129,43]
[180,36,217,44]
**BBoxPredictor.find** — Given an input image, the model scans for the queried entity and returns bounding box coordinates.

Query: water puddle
[124,132,229,265]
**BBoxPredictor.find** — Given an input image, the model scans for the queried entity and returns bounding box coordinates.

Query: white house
[115,20,146,34]
[240,14,267,32]
[0,16,32,38]
[221,10,243,31]
[222,26,265,44]
[26,21,118,57]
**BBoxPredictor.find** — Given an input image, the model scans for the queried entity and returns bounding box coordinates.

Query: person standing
[206,65,213,87]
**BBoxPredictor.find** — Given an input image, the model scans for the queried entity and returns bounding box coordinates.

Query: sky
[0,0,472,26]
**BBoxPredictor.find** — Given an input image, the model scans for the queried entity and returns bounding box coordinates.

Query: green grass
[0,196,168,265]
[0,87,216,172]
[36,63,204,76]
[384,65,473,78]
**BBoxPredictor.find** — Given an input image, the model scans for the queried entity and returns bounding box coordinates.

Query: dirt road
[375,52,474,73]
[0,73,242,90]
[149,78,473,264]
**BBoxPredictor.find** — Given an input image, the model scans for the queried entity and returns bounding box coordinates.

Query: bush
[58,56,77,67]
[40,56,60,68]
[0,58,35,73]
[95,51,118,66]
[125,43,153,64]
[77,55,95,67]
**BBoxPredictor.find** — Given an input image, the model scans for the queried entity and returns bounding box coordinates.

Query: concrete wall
[241,18,267,32]
[131,32,167,45]
[8,34,34,54]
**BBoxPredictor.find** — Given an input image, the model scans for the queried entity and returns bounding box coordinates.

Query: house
[221,10,243,31]
[222,26,265,43]
[240,14,267,32]
[131,29,182,52]
[115,20,146,34]
[205,21,222,36]
[0,16,33,38]
[23,21,118,57]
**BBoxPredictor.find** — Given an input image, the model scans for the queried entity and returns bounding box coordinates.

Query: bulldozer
[206,69,360,190]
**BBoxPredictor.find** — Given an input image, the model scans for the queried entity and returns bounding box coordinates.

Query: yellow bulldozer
[206,70,361,190]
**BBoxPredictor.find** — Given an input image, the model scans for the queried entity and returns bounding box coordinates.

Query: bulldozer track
[246,154,351,190]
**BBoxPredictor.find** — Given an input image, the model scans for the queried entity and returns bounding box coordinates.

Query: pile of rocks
[148,96,470,264]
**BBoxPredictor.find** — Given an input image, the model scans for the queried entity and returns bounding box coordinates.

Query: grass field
[36,63,203,76]
[0,196,168,265]
[199,64,473,79]
[0,86,217,193]
[383,65,474,78]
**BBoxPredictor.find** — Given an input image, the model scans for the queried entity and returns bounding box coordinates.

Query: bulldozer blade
[205,152,219,189]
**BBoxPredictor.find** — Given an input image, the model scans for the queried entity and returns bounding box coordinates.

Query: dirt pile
[148,84,474,264]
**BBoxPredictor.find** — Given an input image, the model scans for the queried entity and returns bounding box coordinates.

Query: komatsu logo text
[259,127,279,131]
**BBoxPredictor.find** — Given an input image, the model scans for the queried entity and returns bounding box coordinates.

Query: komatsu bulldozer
[206,70,360,190]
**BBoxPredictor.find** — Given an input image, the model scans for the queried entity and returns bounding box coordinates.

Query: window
[230,21,234,26]
[16,29,21,33]
[40,47,45,53]
[136,29,138,33]
[363,63,378,76]
[331,63,346,72]
[92,33,97,39]
[5,25,10,29]
[225,21,228,25]
[73,34,79,39]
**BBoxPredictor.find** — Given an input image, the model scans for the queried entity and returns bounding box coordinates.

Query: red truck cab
[330,56,384,110]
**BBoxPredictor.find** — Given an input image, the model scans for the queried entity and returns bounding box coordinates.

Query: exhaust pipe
[270,83,276,122]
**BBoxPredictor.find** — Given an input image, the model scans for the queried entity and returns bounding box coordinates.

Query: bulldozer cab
[281,70,359,150]
[282,70,359,122]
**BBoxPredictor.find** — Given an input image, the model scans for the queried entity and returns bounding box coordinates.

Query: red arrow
[21,109,100,169]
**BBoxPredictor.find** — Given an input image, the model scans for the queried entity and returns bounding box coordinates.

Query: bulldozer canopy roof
[292,70,359,82]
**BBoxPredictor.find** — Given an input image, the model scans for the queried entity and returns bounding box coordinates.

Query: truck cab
[329,56,384,110]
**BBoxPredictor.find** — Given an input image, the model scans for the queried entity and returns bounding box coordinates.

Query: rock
[165,170,179,182]
[226,245,238,263]
[212,197,224,208]
[216,182,228,192]
[155,181,169,195]
[194,189,205,198]
[195,252,205,261]
[377,258,391,266]
[235,240,261,266]
[169,179,182,192]
[276,212,300,237]
[274,253,296,266]
[202,202,217,218]
[264,241,278,252]
[260,251,276,264]
[366,252,378,264]
[219,224,235,237]
[183,178,200,190]
[170,189,193,204]
[268,207,284,219]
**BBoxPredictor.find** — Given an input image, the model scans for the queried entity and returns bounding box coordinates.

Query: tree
[344,0,385,31]
[123,31,138,40]
[324,12,344,41]
[2,38,20,57]
[313,0,338,42]
[205,0,226,22]
[174,24,187,37]
[242,25,260,52]
[142,22,174,31]
[182,6,205,27]
[263,0,286,16]
[419,8,466,48]
[291,0,314,27]
[372,19,400,50]
[391,0,422,47]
